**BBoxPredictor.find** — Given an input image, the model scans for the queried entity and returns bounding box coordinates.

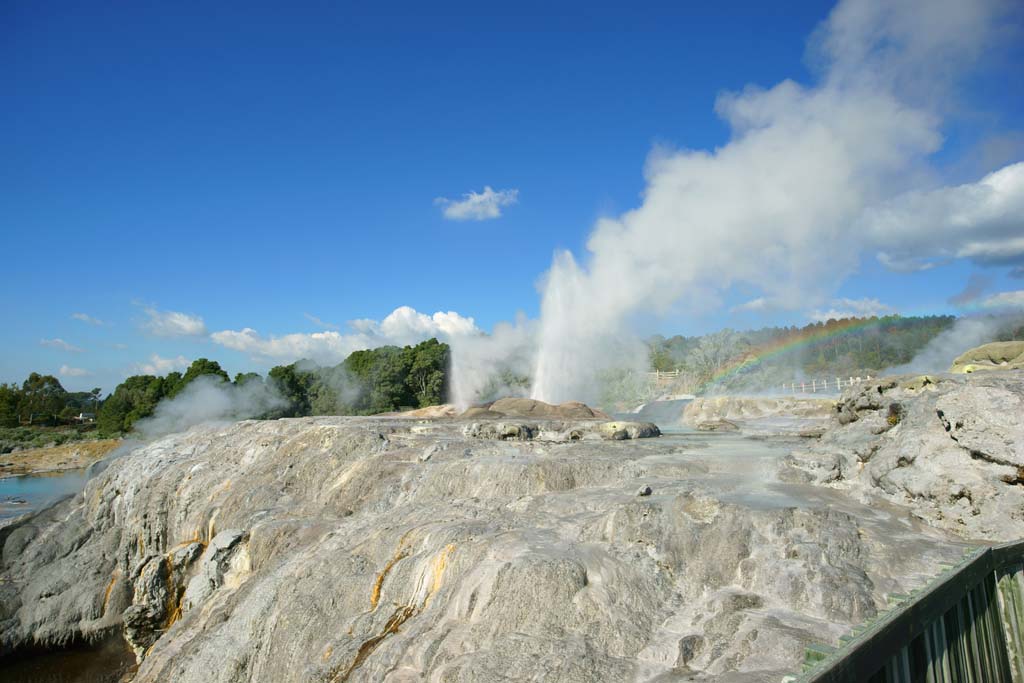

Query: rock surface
[786,372,1024,541]
[0,414,971,682]
[950,340,1024,373]
[683,396,835,434]
[383,404,460,419]
[466,398,611,420]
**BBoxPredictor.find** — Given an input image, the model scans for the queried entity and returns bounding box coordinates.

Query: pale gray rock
[696,418,739,432]
[0,415,974,681]
[684,396,835,435]
[181,529,247,613]
[935,384,1024,468]
[480,398,611,420]
[787,372,1024,541]
[461,419,660,442]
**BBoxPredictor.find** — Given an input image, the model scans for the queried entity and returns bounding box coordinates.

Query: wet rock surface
[786,372,1024,541]
[0,413,981,681]
[683,396,835,435]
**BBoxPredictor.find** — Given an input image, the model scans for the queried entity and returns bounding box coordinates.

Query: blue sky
[2,1,1023,393]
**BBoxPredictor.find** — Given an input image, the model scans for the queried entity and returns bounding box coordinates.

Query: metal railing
[783,377,872,394]
[795,540,1024,682]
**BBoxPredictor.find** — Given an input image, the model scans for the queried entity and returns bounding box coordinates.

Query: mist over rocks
[682,396,836,435]
[785,371,1024,541]
[0,413,969,682]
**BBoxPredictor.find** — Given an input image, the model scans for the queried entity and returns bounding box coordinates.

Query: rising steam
[887,313,1024,375]
[134,376,286,440]
[527,0,1021,403]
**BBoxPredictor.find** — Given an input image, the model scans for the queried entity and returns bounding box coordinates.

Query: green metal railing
[795,540,1024,683]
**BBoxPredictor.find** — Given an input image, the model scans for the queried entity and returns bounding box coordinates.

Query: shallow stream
[0,469,90,524]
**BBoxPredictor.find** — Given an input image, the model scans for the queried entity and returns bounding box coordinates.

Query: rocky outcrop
[382,404,460,419]
[683,396,835,434]
[786,373,1024,541]
[950,340,1024,374]
[387,399,612,421]
[462,419,660,442]
[0,415,966,681]
[464,398,611,420]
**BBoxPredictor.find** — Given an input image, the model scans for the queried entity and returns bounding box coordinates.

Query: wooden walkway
[795,540,1024,682]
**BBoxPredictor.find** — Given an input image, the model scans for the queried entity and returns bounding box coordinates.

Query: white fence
[783,376,871,394]
[646,369,682,381]
[644,369,871,394]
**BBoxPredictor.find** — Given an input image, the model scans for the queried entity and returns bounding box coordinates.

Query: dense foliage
[0,426,98,454]
[96,358,230,434]
[266,338,450,417]
[0,374,104,452]
[0,373,102,428]
[91,339,450,434]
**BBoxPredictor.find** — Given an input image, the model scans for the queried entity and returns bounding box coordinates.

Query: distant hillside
[646,314,1024,395]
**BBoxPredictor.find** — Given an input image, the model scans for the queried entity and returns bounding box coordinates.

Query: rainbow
[694,316,898,394]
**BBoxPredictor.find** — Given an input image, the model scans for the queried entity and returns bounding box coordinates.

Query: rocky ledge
[683,396,836,436]
[0,411,973,682]
[785,371,1024,541]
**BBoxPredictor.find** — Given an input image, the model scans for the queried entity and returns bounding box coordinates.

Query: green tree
[364,347,413,413]
[0,383,19,427]
[406,338,449,407]
[168,359,229,397]
[163,371,183,396]
[96,392,130,435]
[20,373,68,425]
[97,375,166,434]
[267,364,312,417]
[234,372,262,386]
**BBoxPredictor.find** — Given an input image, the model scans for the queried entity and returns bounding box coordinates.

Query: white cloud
[864,162,1024,272]
[435,186,519,221]
[212,305,481,366]
[141,306,207,337]
[211,329,366,366]
[59,365,92,377]
[71,312,104,326]
[136,354,190,375]
[978,290,1024,310]
[40,338,84,353]
[809,297,895,322]
[730,297,771,313]
[304,313,339,331]
[377,306,480,340]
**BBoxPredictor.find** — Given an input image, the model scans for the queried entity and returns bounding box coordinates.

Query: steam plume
[887,314,1024,375]
[529,0,1020,403]
[135,376,286,440]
